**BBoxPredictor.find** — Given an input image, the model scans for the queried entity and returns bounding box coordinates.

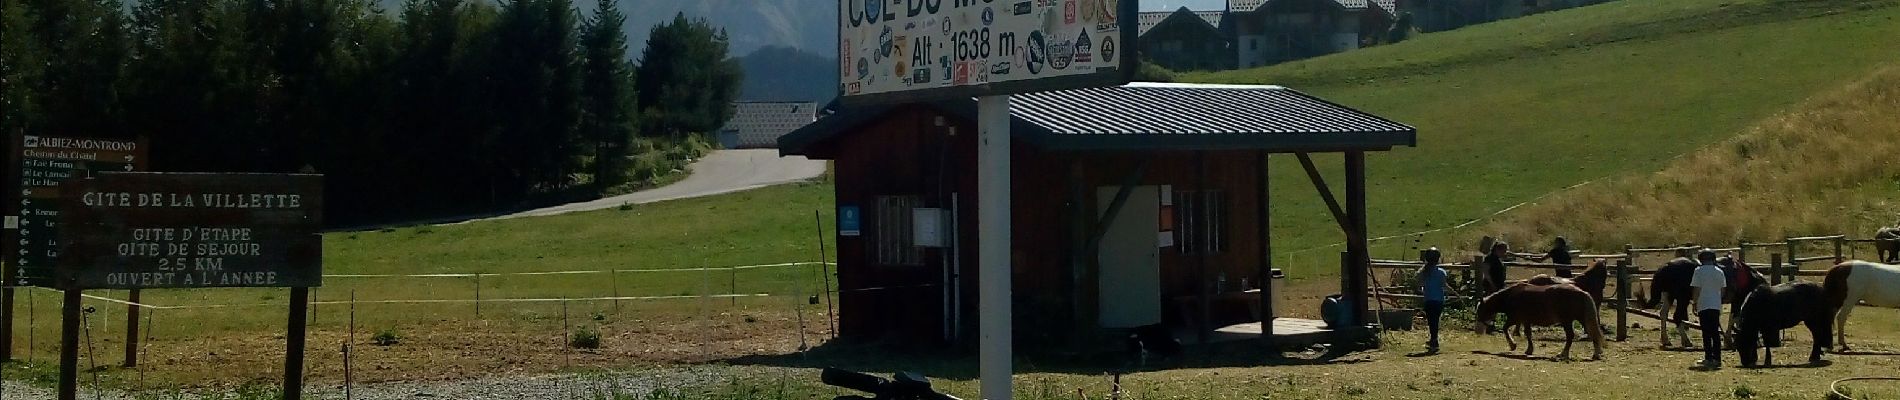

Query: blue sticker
[839,206,862,236]
[878,26,894,59]
[866,0,882,22]
[982,7,995,26]
[940,55,953,80]
[857,58,870,79]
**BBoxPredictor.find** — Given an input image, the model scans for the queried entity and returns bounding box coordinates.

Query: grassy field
[1,181,841,386]
[12,0,1900,394]
[1187,0,1900,267]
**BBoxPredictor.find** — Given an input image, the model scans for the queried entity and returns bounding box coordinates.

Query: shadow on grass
[1741,359,1833,369]
[1469,350,1593,362]
[1834,350,1900,356]
[719,338,1373,380]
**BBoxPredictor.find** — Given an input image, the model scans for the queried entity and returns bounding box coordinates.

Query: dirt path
[484,149,826,221]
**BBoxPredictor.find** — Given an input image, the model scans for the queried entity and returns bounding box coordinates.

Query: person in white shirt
[1690,249,1727,369]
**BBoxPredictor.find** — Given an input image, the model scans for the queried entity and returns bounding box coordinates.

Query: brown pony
[1875,226,1900,264]
[1477,282,1606,360]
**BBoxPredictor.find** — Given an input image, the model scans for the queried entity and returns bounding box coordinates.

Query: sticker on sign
[839,0,1133,105]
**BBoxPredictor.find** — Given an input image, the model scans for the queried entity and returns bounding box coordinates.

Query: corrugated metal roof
[1010,83,1413,140]
[1139,8,1227,37]
[1232,0,1394,14]
[781,83,1416,155]
[1228,0,1269,13]
[1137,11,1174,36]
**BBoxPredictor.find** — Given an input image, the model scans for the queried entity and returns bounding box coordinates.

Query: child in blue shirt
[1418,247,1452,353]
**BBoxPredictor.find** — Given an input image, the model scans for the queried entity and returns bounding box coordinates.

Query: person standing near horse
[1418,247,1453,353]
[1546,237,1575,278]
[1691,249,1728,369]
[1484,241,1511,294]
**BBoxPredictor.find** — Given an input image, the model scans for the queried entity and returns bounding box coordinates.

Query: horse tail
[1824,262,1856,311]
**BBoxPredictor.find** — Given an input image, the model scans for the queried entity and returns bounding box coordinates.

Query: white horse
[1824,261,1900,352]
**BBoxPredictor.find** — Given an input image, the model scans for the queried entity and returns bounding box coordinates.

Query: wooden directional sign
[56,173,323,289]
[5,135,149,287]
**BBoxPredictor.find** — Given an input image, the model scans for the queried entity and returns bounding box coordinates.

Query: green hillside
[1186,0,1900,267]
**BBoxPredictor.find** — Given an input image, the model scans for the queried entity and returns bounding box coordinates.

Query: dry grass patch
[1479,66,1900,249]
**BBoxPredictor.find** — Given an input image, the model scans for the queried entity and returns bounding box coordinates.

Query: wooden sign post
[4,135,149,362]
[56,172,323,400]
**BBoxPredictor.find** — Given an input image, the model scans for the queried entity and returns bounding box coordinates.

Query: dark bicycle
[821,367,963,400]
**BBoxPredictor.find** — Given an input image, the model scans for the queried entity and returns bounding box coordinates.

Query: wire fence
[0,259,850,398]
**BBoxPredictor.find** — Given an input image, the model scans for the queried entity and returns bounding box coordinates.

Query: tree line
[0,0,743,226]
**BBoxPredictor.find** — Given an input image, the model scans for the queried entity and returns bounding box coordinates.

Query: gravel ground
[2,367,730,400]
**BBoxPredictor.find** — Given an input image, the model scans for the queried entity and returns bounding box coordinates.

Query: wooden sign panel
[5,135,149,287]
[57,173,323,289]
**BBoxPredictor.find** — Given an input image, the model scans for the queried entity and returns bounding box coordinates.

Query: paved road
[487,149,826,220]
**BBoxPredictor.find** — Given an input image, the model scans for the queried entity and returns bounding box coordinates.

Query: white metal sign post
[838,1,1134,398]
[976,95,1011,399]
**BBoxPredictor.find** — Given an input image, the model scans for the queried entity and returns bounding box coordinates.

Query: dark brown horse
[1477,282,1605,360]
[1733,281,1833,367]
[1641,256,1763,348]
[1876,226,1900,264]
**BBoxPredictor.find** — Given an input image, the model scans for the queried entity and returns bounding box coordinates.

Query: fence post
[1835,236,1846,264]
[473,274,482,318]
[123,290,140,368]
[1737,240,1748,264]
[1785,239,1797,284]
[1615,259,1629,342]
[610,270,620,314]
[1771,253,1784,285]
[730,267,738,307]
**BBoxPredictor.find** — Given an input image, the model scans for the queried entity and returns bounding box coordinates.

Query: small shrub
[413,226,434,235]
[592,311,607,321]
[743,315,758,323]
[1731,384,1755,399]
[571,327,602,349]
[617,202,634,211]
[1341,385,1369,396]
[372,329,401,346]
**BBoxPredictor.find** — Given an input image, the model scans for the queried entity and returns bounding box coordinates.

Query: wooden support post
[284,287,310,400]
[1,288,13,361]
[123,289,140,368]
[610,270,620,313]
[1296,153,1353,238]
[730,267,738,306]
[1615,259,1630,342]
[1256,150,1274,348]
[58,288,79,400]
[473,274,482,318]
[1344,151,1369,326]
[1737,240,1749,264]
[1771,253,1784,285]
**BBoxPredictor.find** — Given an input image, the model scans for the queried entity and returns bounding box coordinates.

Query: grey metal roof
[1231,0,1394,14]
[1228,0,1269,13]
[780,83,1416,155]
[1139,8,1226,37]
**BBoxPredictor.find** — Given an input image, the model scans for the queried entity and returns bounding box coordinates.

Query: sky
[1140,0,1228,11]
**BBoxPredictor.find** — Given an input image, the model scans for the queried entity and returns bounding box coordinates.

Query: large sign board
[838,0,1137,105]
[57,173,323,289]
[5,135,149,287]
